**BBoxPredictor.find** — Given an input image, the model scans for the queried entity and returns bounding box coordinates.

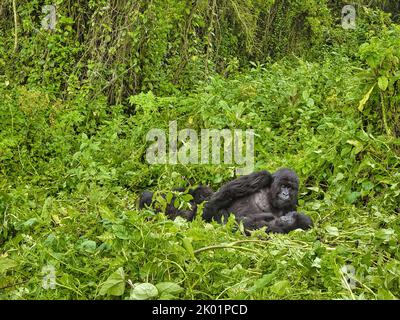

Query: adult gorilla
[202,168,313,233]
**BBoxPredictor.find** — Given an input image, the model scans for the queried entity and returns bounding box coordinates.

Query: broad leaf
[251,273,276,292]
[79,240,97,253]
[326,226,339,236]
[155,282,183,296]
[377,76,388,91]
[99,267,125,296]
[130,283,158,300]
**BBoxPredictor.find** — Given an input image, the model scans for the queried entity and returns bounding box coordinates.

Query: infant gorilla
[139,168,313,234]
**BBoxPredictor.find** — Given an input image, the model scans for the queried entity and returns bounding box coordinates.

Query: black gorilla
[139,185,214,221]
[138,168,313,234]
[202,168,313,234]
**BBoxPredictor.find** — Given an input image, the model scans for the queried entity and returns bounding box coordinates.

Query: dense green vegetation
[0,0,399,299]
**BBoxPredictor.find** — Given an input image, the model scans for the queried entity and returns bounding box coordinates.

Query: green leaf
[358,85,375,112]
[130,283,159,300]
[251,273,276,292]
[0,258,18,273]
[326,226,339,236]
[346,191,361,204]
[361,181,374,191]
[377,76,388,91]
[99,267,125,296]
[100,206,117,222]
[112,225,130,240]
[333,172,345,184]
[173,198,180,208]
[270,280,290,296]
[377,288,397,300]
[306,98,314,107]
[155,282,183,296]
[165,192,173,204]
[182,237,197,261]
[346,140,363,154]
[311,202,321,210]
[182,194,193,202]
[79,240,97,253]
[21,218,38,230]
[159,293,175,300]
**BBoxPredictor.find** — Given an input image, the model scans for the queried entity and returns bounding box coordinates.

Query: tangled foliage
[0,0,398,100]
[0,0,399,300]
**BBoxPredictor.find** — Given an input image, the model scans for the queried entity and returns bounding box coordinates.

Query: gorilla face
[270,168,299,211]
[278,185,290,201]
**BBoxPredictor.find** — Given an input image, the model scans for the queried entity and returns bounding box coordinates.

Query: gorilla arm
[202,170,273,222]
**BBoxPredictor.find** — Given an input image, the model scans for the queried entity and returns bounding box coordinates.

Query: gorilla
[138,168,313,234]
[202,168,313,234]
[139,185,214,221]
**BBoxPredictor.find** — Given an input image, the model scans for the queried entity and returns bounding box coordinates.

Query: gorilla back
[139,185,213,221]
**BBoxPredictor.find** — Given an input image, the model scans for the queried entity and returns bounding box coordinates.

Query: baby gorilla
[139,185,213,221]
[241,211,313,234]
[202,168,313,234]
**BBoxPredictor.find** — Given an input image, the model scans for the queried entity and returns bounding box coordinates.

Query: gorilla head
[191,185,214,204]
[270,168,299,211]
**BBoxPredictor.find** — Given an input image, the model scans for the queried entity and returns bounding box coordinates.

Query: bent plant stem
[12,0,18,52]
[340,271,356,300]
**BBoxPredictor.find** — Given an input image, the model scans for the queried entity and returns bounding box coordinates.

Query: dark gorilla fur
[139,185,214,221]
[202,168,313,234]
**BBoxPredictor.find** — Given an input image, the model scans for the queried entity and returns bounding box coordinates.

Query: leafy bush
[0,0,399,300]
[358,25,400,137]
